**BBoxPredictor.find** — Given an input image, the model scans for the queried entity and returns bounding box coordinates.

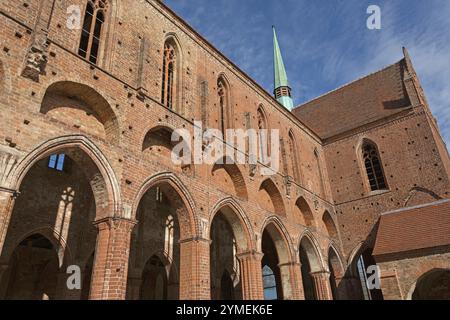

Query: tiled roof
[373,199,450,257]
[292,60,412,140]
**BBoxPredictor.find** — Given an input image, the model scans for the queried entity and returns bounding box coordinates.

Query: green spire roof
[273,26,290,89]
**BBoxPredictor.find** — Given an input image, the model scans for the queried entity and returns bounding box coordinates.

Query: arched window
[262,265,278,300]
[164,215,174,261]
[161,41,177,110]
[257,106,269,162]
[362,141,387,191]
[217,77,229,133]
[288,130,301,182]
[78,0,109,64]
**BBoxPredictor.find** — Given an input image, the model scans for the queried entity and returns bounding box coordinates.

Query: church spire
[273,26,293,111]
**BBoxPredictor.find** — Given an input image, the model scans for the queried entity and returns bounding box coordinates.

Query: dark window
[48,154,65,171]
[78,1,108,65]
[362,143,387,191]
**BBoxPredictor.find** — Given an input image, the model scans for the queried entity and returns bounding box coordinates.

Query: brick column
[310,271,333,300]
[0,189,18,256]
[89,217,136,300]
[279,262,303,300]
[237,251,264,300]
[179,237,210,300]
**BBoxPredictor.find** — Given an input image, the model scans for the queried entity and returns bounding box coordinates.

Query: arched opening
[261,229,282,300]
[258,179,285,216]
[212,157,248,200]
[299,236,322,300]
[322,211,338,239]
[328,246,344,300]
[127,180,194,300]
[261,221,293,300]
[210,213,240,300]
[41,81,119,143]
[140,255,168,300]
[294,197,314,227]
[210,203,251,301]
[411,269,450,300]
[0,144,109,300]
[1,234,59,300]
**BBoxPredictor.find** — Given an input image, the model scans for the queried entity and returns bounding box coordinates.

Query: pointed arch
[260,216,294,264]
[288,129,301,182]
[294,196,314,227]
[298,231,325,273]
[161,34,183,113]
[261,216,295,300]
[133,172,197,240]
[259,178,286,216]
[358,138,388,192]
[217,74,233,132]
[210,197,253,252]
[322,210,338,239]
[212,156,248,200]
[8,135,121,219]
[257,105,270,161]
[0,227,74,269]
[328,244,345,300]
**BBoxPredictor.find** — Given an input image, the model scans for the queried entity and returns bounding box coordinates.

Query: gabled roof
[373,199,450,258]
[292,59,412,140]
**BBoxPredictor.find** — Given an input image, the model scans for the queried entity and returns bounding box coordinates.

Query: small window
[262,265,278,300]
[48,154,65,171]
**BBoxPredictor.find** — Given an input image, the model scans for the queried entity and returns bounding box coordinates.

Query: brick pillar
[89,217,136,300]
[0,189,17,256]
[310,271,333,300]
[279,262,303,300]
[237,251,264,300]
[179,237,210,300]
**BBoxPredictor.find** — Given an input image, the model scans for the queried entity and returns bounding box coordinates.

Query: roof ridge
[293,59,405,110]
[381,198,450,216]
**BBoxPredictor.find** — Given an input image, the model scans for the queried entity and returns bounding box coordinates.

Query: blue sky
[165,0,450,149]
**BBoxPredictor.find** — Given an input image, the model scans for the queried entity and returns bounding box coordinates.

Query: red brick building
[0,0,449,300]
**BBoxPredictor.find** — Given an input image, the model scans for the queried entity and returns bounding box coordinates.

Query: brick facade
[0,0,449,300]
